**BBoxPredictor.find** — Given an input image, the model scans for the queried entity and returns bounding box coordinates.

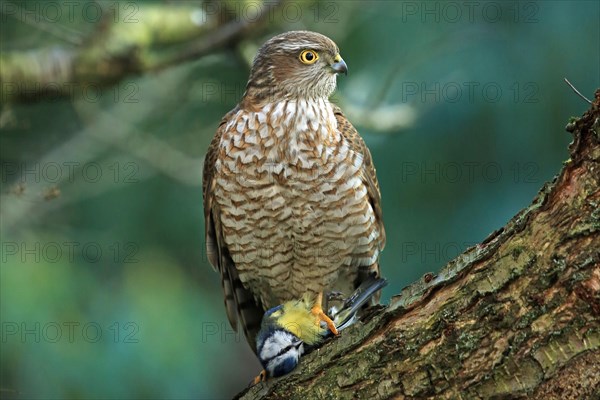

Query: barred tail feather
[220,247,264,354]
[232,273,264,353]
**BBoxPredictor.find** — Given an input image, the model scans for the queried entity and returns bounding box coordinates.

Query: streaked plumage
[255,276,388,380]
[202,31,385,352]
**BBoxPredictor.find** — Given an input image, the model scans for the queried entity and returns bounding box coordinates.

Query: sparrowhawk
[202,30,385,353]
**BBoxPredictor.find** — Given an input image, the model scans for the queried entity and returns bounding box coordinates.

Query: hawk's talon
[253,369,267,385]
[311,292,339,335]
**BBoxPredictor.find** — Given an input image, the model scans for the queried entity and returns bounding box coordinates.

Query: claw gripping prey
[311,292,339,335]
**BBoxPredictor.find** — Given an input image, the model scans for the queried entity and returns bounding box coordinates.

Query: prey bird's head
[255,305,305,379]
[243,30,348,103]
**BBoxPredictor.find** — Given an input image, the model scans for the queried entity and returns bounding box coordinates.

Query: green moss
[511,246,525,260]
[456,331,481,360]
[512,330,529,350]
[570,271,590,285]
[515,309,543,330]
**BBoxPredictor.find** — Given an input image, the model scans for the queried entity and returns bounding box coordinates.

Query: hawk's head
[243,31,348,104]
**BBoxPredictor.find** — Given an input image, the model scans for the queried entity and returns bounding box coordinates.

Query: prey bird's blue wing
[331,276,388,332]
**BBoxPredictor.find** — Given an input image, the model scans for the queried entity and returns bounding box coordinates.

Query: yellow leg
[311,292,339,335]
[253,369,267,385]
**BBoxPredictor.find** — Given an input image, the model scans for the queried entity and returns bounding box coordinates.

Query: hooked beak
[331,54,348,76]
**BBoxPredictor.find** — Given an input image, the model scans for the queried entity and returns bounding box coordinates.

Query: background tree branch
[0,0,282,102]
[237,89,600,399]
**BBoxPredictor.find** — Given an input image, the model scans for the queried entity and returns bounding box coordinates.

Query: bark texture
[237,90,600,400]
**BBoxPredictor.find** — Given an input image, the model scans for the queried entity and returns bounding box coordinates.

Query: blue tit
[253,276,387,383]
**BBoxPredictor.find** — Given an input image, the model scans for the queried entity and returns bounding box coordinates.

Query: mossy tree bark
[237,90,600,400]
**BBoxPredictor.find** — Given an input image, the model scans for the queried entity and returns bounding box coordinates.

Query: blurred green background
[1,0,598,399]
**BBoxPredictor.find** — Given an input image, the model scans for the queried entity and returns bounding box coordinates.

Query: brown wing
[332,105,386,290]
[202,107,264,354]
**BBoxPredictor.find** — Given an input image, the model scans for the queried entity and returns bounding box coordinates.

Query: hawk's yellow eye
[299,50,319,65]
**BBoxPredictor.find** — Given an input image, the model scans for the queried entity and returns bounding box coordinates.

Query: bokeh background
[1,0,598,398]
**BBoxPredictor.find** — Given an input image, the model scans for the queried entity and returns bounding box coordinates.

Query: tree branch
[0,101,203,235]
[0,1,282,102]
[237,89,600,399]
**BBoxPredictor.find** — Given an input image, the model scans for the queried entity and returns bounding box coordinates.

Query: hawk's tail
[221,251,264,354]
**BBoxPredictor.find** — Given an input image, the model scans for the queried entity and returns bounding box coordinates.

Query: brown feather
[332,104,386,252]
[331,104,385,303]
[203,106,265,351]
